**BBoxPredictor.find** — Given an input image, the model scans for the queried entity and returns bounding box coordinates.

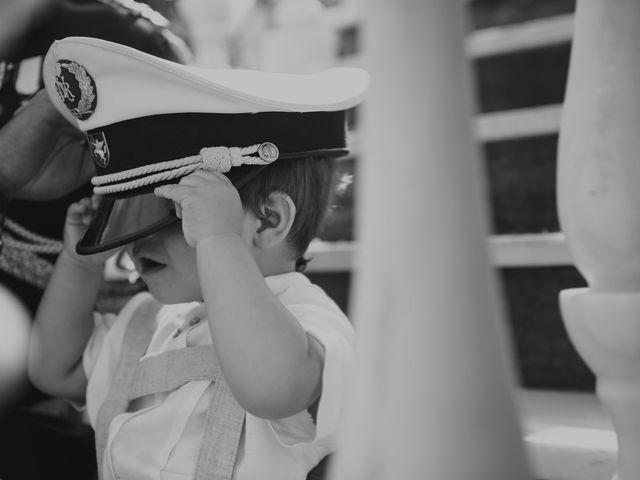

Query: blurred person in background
[0,1,191,478]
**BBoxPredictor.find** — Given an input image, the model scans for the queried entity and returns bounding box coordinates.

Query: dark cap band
[87,110,348,193]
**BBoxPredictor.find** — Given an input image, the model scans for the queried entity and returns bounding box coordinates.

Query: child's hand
[63,196,112,265]
[154,170,244,248]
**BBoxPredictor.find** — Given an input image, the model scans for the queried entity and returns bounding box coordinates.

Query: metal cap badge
[87,132,110,168]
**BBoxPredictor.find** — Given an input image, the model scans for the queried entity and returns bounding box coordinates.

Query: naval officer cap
[42,36,369,255]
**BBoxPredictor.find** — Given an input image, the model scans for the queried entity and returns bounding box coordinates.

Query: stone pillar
[329,1,530,479]
[557,1,640,479]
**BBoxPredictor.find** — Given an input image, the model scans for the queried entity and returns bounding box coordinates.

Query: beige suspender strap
[94,296,161,479]
[195,374,245,480]
[129,345,245,480]
[93,296,245,480]
[129,345,222,399]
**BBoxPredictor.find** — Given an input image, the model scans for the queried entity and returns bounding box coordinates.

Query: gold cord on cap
[92,142,279,195]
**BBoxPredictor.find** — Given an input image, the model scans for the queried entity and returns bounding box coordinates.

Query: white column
[558,1,640,479]
[330,1,530,479]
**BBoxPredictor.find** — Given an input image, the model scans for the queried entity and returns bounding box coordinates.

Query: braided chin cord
[92,142,279,195]
[4,218,63,254]
[0,218,64,289]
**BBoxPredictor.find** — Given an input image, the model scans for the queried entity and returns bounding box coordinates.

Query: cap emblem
[258,142,279,162]
[54,60,97,120]
[88,132,110,168]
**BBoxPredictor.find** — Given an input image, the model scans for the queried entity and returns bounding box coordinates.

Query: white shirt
[83,272,355,480]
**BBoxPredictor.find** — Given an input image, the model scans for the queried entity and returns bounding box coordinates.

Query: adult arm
[0,89,94,201]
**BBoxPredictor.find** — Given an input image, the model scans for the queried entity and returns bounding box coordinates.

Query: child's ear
[254,192,296,249]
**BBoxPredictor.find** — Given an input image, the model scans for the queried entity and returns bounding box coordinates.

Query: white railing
[476,104,562,142]
[466,13,573,58]
[304,233,573,273]
[309,13,573,274]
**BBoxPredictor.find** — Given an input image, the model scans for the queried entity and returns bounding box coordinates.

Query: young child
[27,37,368,480]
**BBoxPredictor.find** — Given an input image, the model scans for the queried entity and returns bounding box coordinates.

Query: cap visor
[76,194,179,255]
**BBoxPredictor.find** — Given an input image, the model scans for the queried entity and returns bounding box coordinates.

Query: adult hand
[0,89,95,201]
[0,0,50,59]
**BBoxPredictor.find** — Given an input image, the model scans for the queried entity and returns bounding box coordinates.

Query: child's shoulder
[266,272,353,338]
[266,272,334,307]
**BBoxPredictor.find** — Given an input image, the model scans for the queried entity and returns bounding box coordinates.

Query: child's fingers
[154,184,189,202]
[155,186,190,223]
[90,194,102,210]
[68,198,89,212]
[82,210,93,226]
[67,198,95,225]
[66,202,83,217]
[155,172,232,201]
[66,203,86,226]
[186,170,233,186]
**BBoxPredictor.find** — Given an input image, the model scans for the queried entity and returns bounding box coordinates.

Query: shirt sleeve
[82,310,118,379]
[268,300,355,448]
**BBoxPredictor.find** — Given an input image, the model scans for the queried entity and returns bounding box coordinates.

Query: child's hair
[237,156,336,272]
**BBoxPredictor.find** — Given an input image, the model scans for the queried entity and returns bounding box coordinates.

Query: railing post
[558,1,640,479]
[329,1,530,479]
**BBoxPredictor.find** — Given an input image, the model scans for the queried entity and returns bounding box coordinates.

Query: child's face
[125,210,258,304]
[126,223,201,304]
